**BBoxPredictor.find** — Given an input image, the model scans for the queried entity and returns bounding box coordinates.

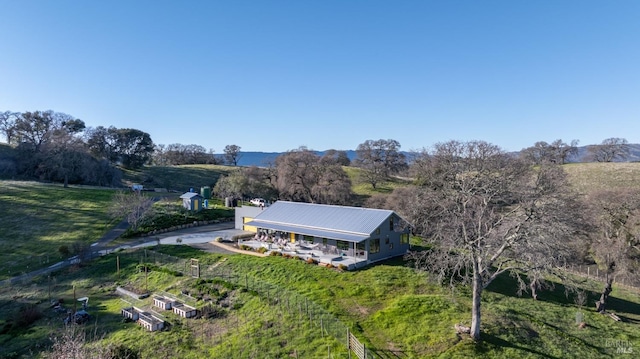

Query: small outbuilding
[138,311,164,332]
[180,192,203,211]
[172,302,197,318]
[121,307,140,321]
[153,296,174,310]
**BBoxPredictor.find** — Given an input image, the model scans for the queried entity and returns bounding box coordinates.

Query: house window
[389,217,394,231]
[370,238,380,254]
[375,228,380,235]
[322,238,328,245]
[401,233,409,244]
[303,235,314,243]
[337,240,349,250]
[385,237,389,245]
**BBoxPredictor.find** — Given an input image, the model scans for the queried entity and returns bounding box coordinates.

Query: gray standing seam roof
[180,192,202,199]
[244,201,395,242]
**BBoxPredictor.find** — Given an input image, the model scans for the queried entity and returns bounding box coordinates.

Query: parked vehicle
[250,198,266,206]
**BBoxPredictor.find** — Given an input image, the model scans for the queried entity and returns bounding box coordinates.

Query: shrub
[239,244,252,251]
[326,263,334,269]
[257,247,268,254]
[137,263,182,277]
[232,233,255,241]
[306,257,318,265]
[338,264,348,271]
[58,245,70,257]
[13,303,42,328]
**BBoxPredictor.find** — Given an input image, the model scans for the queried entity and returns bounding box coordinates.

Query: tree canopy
[275,147,353,204]
[353,139,407,189]
[404,140,586,340]
[223,144,242,166]
[588,137,630,162]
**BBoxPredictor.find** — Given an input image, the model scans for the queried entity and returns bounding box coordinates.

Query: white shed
[180,192,203,211]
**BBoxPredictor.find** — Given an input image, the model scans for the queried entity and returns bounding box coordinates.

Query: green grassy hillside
[1,162,640,358]
[1,245,638,358]
[0,181,118,281]
[121,164,235,192]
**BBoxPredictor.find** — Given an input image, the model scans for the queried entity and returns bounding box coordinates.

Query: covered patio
[238,236,369,270]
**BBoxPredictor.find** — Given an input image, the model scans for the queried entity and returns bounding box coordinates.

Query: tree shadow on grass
[486,272,640,326]
[477,333,564,359]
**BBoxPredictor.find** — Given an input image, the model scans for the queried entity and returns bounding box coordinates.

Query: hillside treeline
[0,110,225,186]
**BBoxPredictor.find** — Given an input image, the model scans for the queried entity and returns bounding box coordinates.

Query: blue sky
[1,1,639,153]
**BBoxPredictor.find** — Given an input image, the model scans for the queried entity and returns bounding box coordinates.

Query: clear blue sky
[1,1,639,153]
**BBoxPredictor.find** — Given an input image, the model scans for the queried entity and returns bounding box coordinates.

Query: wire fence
[1,251,365,357]
[567,264,640,296]
[113,248,383,358]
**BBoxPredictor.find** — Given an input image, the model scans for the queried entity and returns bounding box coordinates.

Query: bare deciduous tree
[588,189,640,313]
[243,165,278,200]
[275,147,352,204]
[520,139,579,165]
[109,191,155,231]
[44,325,139,359]
[0,110,19,144]
[588,137,630,162]
[405,140,585,341]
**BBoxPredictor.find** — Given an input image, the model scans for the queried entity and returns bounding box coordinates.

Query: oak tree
[275,147,353,204]
[588,189,640,313]
[405,140,584,340]
[354,139,407,189]
[588,137,630,162]
[223,144,242,166]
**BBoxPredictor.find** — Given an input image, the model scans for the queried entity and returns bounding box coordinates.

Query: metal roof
[180,192,202,199]
[244,201,396,243]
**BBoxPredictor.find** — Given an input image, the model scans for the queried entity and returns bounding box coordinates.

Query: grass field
[1,162,640,358]
[0,181,119,281]
[121,164,234,192]
[1,245,638,358]
[563,162,640,195]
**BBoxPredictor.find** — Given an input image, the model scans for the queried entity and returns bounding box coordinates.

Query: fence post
[347,328,351,359]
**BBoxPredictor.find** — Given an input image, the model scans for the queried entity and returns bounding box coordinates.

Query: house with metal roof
[238,201,411,266]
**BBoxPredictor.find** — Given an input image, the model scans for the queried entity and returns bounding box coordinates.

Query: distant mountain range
[225,145,640,167]
[228,150,359,167]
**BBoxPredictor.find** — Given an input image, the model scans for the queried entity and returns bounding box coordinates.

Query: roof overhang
[245,220,369,243]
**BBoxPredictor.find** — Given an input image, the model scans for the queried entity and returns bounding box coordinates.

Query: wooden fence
[348,329,368,359]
